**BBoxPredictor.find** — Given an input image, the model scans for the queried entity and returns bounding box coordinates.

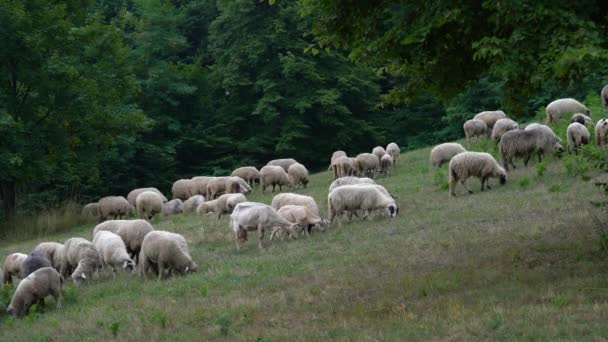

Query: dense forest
[1,0,607,221]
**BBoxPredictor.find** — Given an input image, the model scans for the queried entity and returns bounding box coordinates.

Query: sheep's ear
[390,193,398,199]
[184,267,189,273]
[123,260,130,269]
[80,273,87,280]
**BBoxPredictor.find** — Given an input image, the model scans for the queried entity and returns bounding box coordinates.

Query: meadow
[1,104,607,341]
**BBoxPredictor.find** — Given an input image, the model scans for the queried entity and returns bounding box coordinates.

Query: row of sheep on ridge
[434,91,608,196]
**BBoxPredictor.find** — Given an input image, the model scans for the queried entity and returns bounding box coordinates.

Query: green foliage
[216,311,232,336]
[536,162,546,178]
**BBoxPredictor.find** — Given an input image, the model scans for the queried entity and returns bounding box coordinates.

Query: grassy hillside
[1,109,608,340]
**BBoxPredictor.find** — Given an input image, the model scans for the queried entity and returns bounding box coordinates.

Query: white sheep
[196,193,247,219]
[372,146,386,163]
[448,151,506,196]
[2,253,27,285]
[93,231,135,274]
[276,205,324,237]
[205,177,230,199]
[139,231,198,280]
[429,143,466,168]
[266,158,298,172]
[230,202,302,250]
[93,219,154,263]
[32,242,64,272]
[60,237,102,284]
[501,128,563,171]
[380,154,393,175]
[386,142,400,165]
[271,193,321,216]
[491,118,519,141]
[602,85,608,107]
[473,110,507,129]
[463,119,489,139]
[328,176,376,192]
[136,191,163,220]
[81,203,99,219]
[260,165,290,193]
[20,252,52,279]
[545,98,589,123]
[596,118,608,146]
[567,122,590,154]
[225,176,252,195]
[329,151,348,179]
[127,187,167,207]
[183,195,205,214]
[328,185,398,224]
[7,267,63,319]
[287,163,309,189]
[171,179,195,200]
[231,167,260,187]
[332,156,355,178]
[190,176,212,197]
[161,199,183,216]
[97,196,131,222]
[355,153,380,178]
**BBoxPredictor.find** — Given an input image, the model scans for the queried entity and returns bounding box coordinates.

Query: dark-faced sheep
[571,113,593,127]
[545,98,589,123]
[500,128,563,171]
[474,110,507,129]
[448,152,506,196]
[7,267,63,319]
[21,251,52,279]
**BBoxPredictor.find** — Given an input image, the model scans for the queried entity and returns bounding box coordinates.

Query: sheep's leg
[480,177,486,191]
[235,231,241,251]
[524,154,531,167]
[270,227,279,241]
[157,263,165,281]
[307,224,313,236]
[52,288,62,308]
[258,224,265,249]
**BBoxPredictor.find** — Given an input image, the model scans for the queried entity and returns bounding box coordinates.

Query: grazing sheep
[161,199,183,216]
[328,176,376,192]
[230,202,302,250]
[287,163,309,189]
[500,128,563,171]
[136,191,163,220]
[60,238,102,284]
[491,118,519,141]
[266,158,298,172]
[231,167,260,187]
[3,253,27,285]
[330,151,347,177]
[571,113,593,126]
[93,231,135,274]
[380,154,393,175]
[183,195,205,214]
[277,205,324,237]
[196,193,247,219]
[127,188,167,207]
[463,119,489,139]
[567,122,590,154]
[225,176,252,195]
[448,152,506,196]
[596,118,608,146]
[602,85,608,107]
[7,267,63,319]
[32,242,64,272]
[473,110,507,129]
[139,231,198,280]
[355,153,380,178]
[260,165,290,193]
[93,219,154,263]
[331,151,347,164]
[328,185,398,224]
[190,176,212,197]
[372,146,386,163]
[172,179,194,200]
[546,98,589,123]
[21,252,52,279]
[429,143,466,168]
[386,143,400,165]
[205,177,230,200]
[333,156,355,178]
[97,196,131,222]
[271,193,321,217]
[81,203,99,219]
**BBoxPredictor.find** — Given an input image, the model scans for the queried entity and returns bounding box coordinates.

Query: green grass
[1,104,608,340]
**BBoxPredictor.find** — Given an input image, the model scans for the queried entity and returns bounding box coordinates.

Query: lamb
[380,154,393,175]
[161,199,183,216]
[230,202,302,250]
[287,163,309,189]
[196,193,247,219]
[567,122,590,154]
[172,179,195,200]
[602,85,608,107]
[81,203,99,218]
[473,110,507,129]
[328,185,398,224]
[93,219,154,263]
[136,191,163,220]
[271,193,321,216]
[2,253,27,285]
[21,251,52,279]
[571,113,593,126]
[448,152,506,196]
[545,98,589,123]
[276,205,324,237]
[225,176,252,195]
[32,242,64,271]
[463,119,489,139]
[491,118,519,141]
[429,143,466,168]
[93,231,135,274]
[333,156,355,178]
[97,196,131,222]
[127,187,167,207]
[372,146,386,163]
[596,118,608,146]
[355,153,380,178]
[60,237,102,284]
[7,267,63,319]
[500,128,563,171]
[231,167,260,187]
[266,158,298,172]
[386,143,400,165]
[139,231,198,280]
[260,165,290,193]
[183,195,205,214]
[205,177,230,199]
[328,176,376,192]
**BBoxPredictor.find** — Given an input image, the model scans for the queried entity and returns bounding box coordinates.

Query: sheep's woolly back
[260,165,290,191]
[386,143,400,161]
[162,199,183,216]
[491,118,519,141]
[473,110,507,129]
[266,158,298,172]
[205,177,230,199]
[225,176,251,194]
[271,193,320,216]
[231,202,296,233]
[3,253,28,284]
[93,219,154,256]
[140,231,196,277]
[546,98,589,123]
[567,122,590,151]
[172,179,194,200]
[230,167,260,183]
[500,129,562,167]
[21,252,52,279]
[463,119,488,139]
[277,205,322,226]
[448,152,505,187]
[93,231,133,270]
[328,185,397,220]
[127,188,167,206]
[602,85,608,107]
[196,199,219,215]
[136,191,163,219]
[333,156,355,178]
[8,267,62,318]
[218,193,247,213]
[190,176,212,197]
[330,151,347,165]
[355,153,380,177]
[571,113,593,126]
[97,196,130,221]
[183,195,205,213]
[287,163,309,187]
[524,123,561,142]
[430,143,466,167]
[328,176,376,192]
[32,242,65,271]
[81,203,99,217]
[380,154,393,173]
[595,118,608,146]
[372,146,386,161]
[62,237,102,281]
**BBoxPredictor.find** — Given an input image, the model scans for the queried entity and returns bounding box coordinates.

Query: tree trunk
[0,180,16,220]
